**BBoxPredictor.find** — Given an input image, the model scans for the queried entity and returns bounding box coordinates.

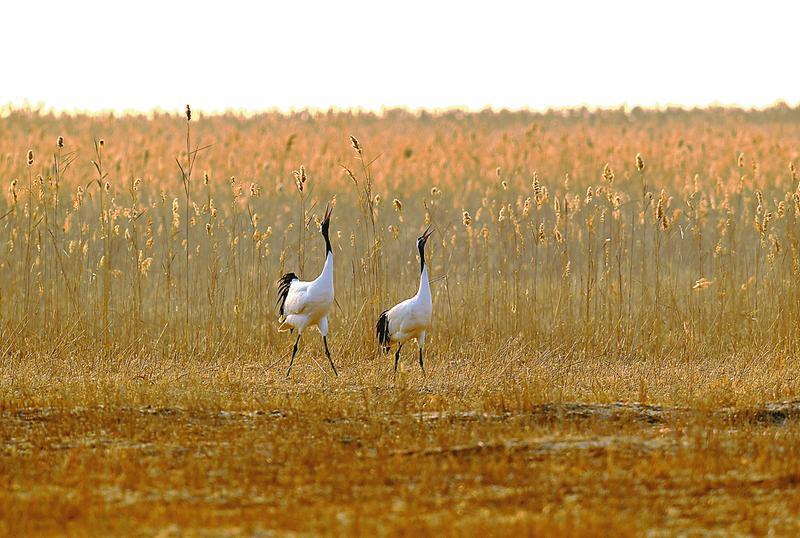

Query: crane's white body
[279,252,334,336]
[383,265,432,348]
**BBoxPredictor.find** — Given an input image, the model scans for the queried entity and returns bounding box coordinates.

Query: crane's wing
[386,298,420,336]
[277,273,312,318]
[376,310,391,350]
[277,272,297,316]
[282,280,311,317]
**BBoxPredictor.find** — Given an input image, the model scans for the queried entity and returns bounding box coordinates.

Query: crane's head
[417,224,433,249]
[321,202,334,254]
[321,202,333,237]
[416,225,433,271]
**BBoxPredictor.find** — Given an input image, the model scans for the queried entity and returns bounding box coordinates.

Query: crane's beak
[418,224,433,244]
[321,203,333,234]
[323,203,333,226]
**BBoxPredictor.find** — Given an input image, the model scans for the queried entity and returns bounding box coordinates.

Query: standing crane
[277,203,338,378]
[376,225,434,375]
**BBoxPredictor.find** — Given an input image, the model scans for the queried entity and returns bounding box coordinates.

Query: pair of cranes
[276,203,433,378]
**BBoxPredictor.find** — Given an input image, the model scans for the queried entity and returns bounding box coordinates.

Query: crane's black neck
[418,240,426,273]
[322,226,332,254]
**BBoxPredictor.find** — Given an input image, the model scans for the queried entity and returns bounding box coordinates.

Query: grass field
[2,105,800,535]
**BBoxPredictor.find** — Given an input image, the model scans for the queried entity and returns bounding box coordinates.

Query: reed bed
[1,106,799,408]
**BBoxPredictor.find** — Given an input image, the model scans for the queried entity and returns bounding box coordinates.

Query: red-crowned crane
[376,225,434,375]
[277,203,338,378]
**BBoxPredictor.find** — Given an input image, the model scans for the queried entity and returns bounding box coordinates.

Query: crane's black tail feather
[376,310,391,353]
[277,272,298,316]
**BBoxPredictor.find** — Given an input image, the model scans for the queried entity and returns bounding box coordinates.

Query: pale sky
[3,1,798,113]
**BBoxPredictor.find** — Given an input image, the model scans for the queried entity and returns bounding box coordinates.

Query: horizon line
[3,99,800,119]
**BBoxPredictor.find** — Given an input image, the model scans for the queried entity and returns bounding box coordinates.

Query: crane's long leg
[394,344,403,373]
[286,334,301,378]
[418,347,425,376]
[323,336,338,377]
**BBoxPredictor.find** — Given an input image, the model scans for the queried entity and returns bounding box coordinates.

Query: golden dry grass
[2,105,800,535]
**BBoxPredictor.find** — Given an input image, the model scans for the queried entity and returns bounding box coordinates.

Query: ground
[3,391,800,536]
